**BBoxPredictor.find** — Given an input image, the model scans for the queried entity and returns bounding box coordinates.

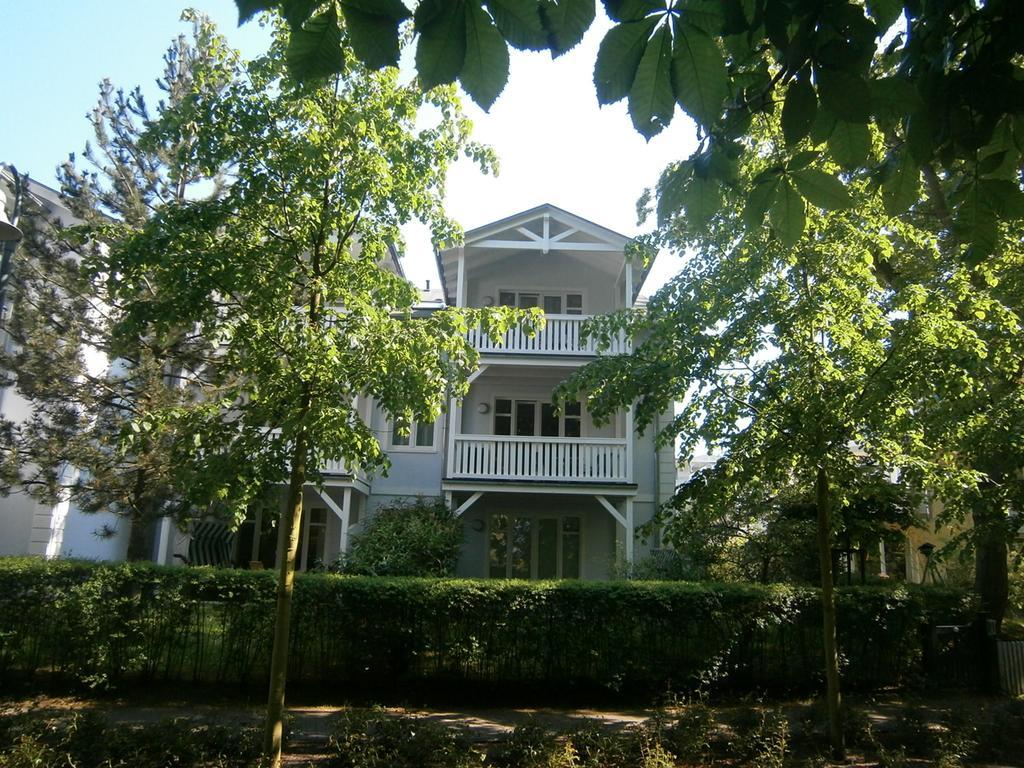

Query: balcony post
[625,404,635,484]
[625,498,635,565]
[446,396,458,478]
[339,487,351,556]
[456,246,466,308]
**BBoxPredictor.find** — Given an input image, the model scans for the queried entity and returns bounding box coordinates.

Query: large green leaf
[237,0,277,24]
[982,179,1024,219]
[656,161,693,227]
[828,119,871,169]
[281,0,322,28]
[882,150,920,216]
[539,0,597,56]
[485,0,547,50]
[744,177,780,231]
[792,168,853,210]
[341,3,407,69]
[956,181,998,260]
[782,77,817,147]
[602,0,662,22]
[416,0,468,90]
[865,0,902,31]
[769,179,805,246]
[628,24,675,138]
[816,69,872,124]
[594,16,659,105]
[286,7,345,80]
[870,76,923,120]
[681,175,722,226]
[671,22,728,128]
[461,2,511,109]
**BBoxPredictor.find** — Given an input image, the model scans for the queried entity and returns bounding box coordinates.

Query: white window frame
[486,512,584,580]
[497,288,586,315]
[493,397,584,438]
[388,419,438,453]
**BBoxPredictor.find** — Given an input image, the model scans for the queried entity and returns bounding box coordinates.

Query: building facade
[195,204,676,579]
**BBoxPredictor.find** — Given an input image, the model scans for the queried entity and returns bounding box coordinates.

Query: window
[498,290,583,315]
[494,398,583,438]
[489,513,582,579]
[300,507,327,571]
[390,420,436,450]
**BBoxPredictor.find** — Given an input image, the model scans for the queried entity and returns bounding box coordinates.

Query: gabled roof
[436,203,651,305]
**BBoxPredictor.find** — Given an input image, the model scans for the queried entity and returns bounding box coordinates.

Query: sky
[2,1,696,295]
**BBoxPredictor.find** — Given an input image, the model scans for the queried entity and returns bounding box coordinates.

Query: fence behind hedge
[0,558,973,698]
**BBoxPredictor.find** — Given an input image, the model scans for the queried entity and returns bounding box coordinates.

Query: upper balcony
[466,314,630,357]
[436,206,650,352]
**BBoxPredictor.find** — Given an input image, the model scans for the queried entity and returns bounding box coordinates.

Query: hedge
[0,557,973,699]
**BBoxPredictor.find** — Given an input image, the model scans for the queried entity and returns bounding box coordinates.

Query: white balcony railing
[466,315,630,356]
[450,435,630,483]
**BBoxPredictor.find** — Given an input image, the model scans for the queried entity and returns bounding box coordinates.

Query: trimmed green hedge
[0,557,973,698]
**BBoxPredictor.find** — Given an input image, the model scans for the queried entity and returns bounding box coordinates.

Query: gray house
[195,205,676,579]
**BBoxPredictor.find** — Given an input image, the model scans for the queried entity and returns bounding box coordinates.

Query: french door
[488,514,581,579]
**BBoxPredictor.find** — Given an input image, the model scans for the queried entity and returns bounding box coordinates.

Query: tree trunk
[263,426,308,767]
[973,494,1009,630]
[816,465,844,760]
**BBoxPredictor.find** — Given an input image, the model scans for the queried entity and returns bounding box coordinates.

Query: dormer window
[499,290,583,315]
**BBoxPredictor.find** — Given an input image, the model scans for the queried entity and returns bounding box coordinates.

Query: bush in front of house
[339,497,462,577]
[0,557,972,698]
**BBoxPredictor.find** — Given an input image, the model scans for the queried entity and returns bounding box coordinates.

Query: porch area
[466,315,630,356]
[446,490,638,580]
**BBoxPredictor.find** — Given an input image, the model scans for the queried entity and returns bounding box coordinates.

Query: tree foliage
[557,112,1022,755]
[82,16,530,764]
[0,15,234,556]
[236,0,1024,260]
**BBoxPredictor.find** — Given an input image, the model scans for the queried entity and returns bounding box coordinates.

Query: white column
[878,539,887,577]
[625,404,635,484]
[156,516,172,565]
[625,498,635,565]
[446,396,459,478]
[456,247,466,307]
[625,259,633,309]
[339,488,352,556]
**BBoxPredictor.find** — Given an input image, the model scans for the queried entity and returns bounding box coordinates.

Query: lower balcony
[449,434,630,484]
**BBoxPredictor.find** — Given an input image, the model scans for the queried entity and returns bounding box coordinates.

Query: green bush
[0,712,263,768]
[0,557,973,698]
[340,497,463,577]
[328,709,477,768]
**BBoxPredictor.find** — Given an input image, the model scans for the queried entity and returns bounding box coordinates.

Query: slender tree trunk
[263,423,309,766]
[972,490,1009,630]
[816,465,844,759]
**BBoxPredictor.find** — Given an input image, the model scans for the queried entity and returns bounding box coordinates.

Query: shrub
[736,708,789,768]
[328,709,478,768]
[490,722,575,768]
[0,557,973,698]
[340,497,462,577]
[0,712,263,768]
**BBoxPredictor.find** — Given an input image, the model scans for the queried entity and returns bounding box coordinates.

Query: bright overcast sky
[3,1,695,296]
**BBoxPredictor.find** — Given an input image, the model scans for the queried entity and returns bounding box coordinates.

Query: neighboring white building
[200,204,679,579]
[0,166,130,561]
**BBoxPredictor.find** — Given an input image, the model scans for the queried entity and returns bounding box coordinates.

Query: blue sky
[2,1,694,292]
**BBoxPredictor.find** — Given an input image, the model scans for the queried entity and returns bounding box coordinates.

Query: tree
[236,0,1024,258]
[0,14,235,558]
[90,19,529,766]
[555,114,1015,757]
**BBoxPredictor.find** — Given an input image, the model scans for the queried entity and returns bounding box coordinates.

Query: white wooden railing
[466,315,630,356]
[450,435,630,483]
